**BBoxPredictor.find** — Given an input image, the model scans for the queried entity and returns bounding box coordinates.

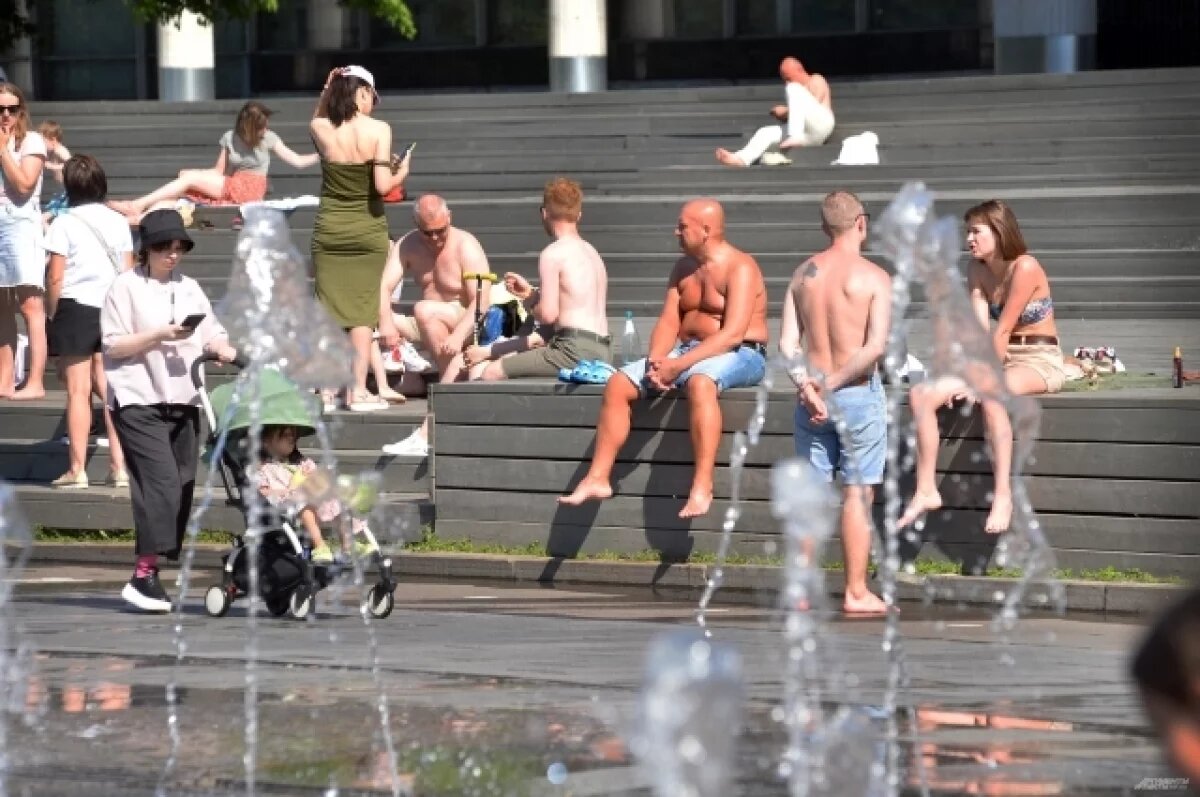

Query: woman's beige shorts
[1006,344,1067,393]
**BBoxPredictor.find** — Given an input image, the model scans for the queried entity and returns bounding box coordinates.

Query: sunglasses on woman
[149,241,189,254]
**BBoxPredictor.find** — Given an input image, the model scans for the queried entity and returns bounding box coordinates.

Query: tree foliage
[126,0,416,38]
[0,0,416,52]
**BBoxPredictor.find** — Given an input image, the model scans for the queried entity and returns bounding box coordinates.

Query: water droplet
[546,762,568,785]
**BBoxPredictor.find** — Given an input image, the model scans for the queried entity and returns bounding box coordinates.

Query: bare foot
[678,487,713,519]
[10,385,45,401]
[898,490,943,528]
[985,493,1013,534]
[844,590,890,615]
[558,477,613,506]
[715,148,748,167]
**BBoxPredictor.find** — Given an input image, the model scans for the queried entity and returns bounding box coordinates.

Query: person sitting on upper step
[109,101,320,224]
[559,198,769,519]
[459,177,611,382]
[716,56,835,167]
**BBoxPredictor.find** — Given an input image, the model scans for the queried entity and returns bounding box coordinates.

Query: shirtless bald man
[559,198,769,519]
[463,177,611,381]
[780,190,890,615]
[716,56,835,167]
[378,194,492,457]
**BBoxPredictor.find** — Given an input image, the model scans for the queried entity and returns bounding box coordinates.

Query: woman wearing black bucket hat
[100,208,239,613]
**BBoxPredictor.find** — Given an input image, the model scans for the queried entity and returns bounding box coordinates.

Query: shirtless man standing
[716,56,834,167]
[780,190,890,615]
[559,198,768,519]
[462,177,610,380]
[377,194,492,457]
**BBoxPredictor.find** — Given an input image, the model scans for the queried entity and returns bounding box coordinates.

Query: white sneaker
[381,431,429,458]
[399,341,433,372]
[382,347,405,373]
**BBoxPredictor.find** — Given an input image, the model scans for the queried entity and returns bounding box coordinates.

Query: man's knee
[685,374,719,401]
[479,361,507,382]
[604,373,639,403]
[412,301,434,325]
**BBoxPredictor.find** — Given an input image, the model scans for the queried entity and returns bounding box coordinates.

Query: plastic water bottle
[619,310,642,367]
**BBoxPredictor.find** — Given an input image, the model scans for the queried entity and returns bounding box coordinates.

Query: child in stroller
[195,354,396,620]
[256,423,378,564]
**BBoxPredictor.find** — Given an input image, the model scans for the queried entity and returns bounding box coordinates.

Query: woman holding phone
[101,209,238,613]
[310,65,409,411]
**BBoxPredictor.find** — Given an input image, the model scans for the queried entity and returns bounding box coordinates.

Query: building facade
[12,0,1199,100]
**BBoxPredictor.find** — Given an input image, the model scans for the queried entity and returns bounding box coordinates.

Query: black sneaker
[121,570,172,613]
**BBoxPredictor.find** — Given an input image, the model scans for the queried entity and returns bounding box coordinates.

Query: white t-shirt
[0,130,46,208]
[44,203,134,307]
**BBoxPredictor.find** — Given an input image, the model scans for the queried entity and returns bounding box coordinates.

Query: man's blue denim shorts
[618,339,767,396]
[793,373,887,486]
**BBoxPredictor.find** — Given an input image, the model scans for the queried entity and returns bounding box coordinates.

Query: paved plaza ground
[4,574,1189,795]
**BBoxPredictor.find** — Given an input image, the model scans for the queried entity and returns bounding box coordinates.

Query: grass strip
[33,528,1184,585]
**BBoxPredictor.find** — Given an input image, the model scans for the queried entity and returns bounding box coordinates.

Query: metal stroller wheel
[204,585,231,618]
[364,584,394,619]
[289,587,314,620]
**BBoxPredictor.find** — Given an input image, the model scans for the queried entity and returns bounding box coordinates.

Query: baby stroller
[190,353,397,620]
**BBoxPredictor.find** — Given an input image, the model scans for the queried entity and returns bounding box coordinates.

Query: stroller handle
[190,350,248,391]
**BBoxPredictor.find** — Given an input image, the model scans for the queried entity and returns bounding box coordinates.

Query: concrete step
[10,482,433,541]
[0,394,428,453]
[0,439,428,495]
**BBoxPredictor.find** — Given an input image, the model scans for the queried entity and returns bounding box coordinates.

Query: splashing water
[156,207,414,796]
[770,458,838,796]
[695,370,773,638]
[874,183,937,797]
[632,629,744,797]
[0,482,34,797]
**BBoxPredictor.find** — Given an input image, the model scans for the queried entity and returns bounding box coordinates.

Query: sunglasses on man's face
[149,242,189,255]
[420,225,449,238]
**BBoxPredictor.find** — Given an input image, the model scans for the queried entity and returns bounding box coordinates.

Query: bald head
[780,57,808,83]
[821,190,864,237]
[677,198,726,255]
[683,198,725,235]
[413,194,450,226]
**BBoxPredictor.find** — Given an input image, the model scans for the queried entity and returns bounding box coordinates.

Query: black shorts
[48,298,102,357]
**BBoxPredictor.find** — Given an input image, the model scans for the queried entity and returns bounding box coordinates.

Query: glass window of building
[371,0,478,47]
[737,0,782,35]
[672,0,725,38]
[36,0,140,99]
[489,0,547,45]
[791,0,856,32]
[869,0,979,30]
[257,0,310,50]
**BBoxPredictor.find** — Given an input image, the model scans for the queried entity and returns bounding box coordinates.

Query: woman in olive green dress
[310,66,409,411]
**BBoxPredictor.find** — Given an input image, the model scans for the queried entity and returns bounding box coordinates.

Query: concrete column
[158,11,214,101]
[993,0,1096,74]
[550,0,606,93]
[307,0,346,50]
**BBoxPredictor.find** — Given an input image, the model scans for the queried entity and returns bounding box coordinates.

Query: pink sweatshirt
[101,267,229,408]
